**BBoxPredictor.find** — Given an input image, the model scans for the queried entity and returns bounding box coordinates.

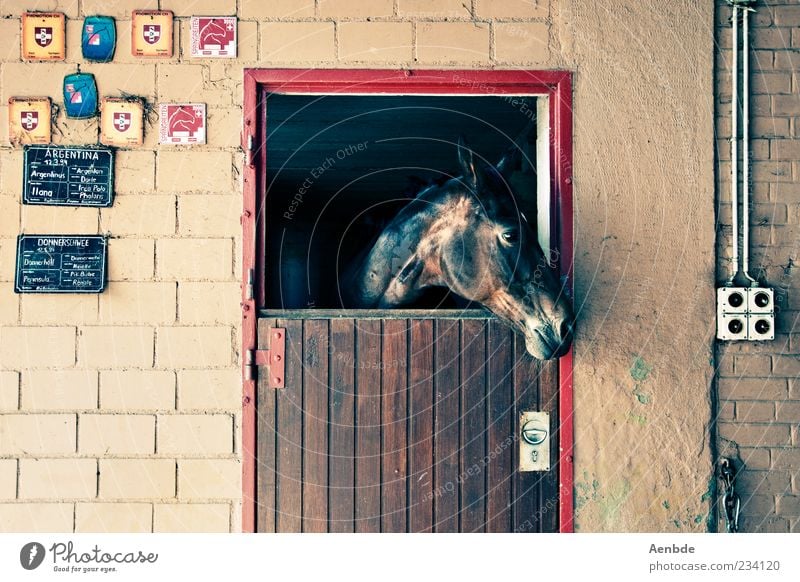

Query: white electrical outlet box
[718,312,748,341]
[718,287,748,314]
[748,287,773,314]
[716,287,775,341]
[748,313,775,341]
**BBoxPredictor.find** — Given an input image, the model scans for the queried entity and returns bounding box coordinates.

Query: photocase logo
[20,542,45,570]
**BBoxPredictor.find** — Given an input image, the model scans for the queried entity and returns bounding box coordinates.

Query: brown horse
[346,138,574,360]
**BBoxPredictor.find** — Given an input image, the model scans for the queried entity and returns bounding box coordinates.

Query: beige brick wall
[0,0,555,534]
[715,0,800,533]
[0,0,720,534]
[1,0,250,532]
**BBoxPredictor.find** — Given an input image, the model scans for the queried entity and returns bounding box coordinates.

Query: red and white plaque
[159,103,206,144]
[131,10,173,57]
[21,12,65,61]
[100,97,144,147]
[8,97,52,145]
[190,17,236,58]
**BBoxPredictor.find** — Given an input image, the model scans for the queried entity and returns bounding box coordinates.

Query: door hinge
[245,327,285,388]
[245,133,254,167]
[245,268,254,301]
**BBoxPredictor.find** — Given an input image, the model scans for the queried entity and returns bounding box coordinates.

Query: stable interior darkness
[263,94,539,309]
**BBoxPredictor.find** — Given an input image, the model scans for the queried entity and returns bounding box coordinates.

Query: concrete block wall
[715,0,800,533]
[0,0,556,533]
[0,0,719,533]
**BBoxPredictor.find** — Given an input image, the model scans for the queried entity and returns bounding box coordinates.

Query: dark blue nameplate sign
[23,145,114,207]
[15,235,107,293]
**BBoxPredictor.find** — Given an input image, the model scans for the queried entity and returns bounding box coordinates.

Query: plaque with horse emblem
[190,17,237,58]
[21,12,65,61]
[158,103,206,144]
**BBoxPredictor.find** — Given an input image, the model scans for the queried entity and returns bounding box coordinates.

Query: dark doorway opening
[264,94,538,309]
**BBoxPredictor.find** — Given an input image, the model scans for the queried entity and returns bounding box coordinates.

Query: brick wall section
[0,0,554,532]
[715,0,800,533]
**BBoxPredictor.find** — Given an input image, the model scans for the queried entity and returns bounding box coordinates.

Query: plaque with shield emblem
[100,97,144,147]
[22,12,65,61]
[131,10,173,57]
[8,97,51,145]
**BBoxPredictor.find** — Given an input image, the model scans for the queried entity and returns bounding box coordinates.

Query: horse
[344,137,574,360]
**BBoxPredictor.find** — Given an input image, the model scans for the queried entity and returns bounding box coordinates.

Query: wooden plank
[328,318,355,532]
[460,319,487,532]
[433,319,460,532]
[354,319,381,532]
[255,318,277,533]
[408,319,434,532]
[512,333,542,533]
[381,319,408,532]
[274,319,303,532]
[538,359,560,533]
[260,308,493,320]
[486,320,514,532]
[302,319,329,532]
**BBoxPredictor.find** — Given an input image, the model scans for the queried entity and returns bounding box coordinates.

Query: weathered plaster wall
[0,0,716,532]
[560,1,717,531]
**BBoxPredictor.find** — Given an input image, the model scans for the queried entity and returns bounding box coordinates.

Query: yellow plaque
[100,98,144,147]
[131,10,173,57]
[21,12,65,61]
[8,97,51,145]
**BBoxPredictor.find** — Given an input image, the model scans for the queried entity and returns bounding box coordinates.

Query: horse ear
[495,145,521,179]
[457,136,478,187]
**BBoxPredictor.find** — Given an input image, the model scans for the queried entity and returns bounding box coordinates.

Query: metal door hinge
[245,327,285,388]
[245,269,254,301]
[245,133,255,167]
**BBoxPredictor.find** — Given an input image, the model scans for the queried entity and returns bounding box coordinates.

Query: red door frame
[241,69,574,533]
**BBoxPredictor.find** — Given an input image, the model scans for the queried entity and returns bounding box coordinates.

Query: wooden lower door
[255,313,559,533]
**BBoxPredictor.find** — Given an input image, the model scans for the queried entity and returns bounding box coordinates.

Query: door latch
[245,327,285,388]
[519,411,550,472]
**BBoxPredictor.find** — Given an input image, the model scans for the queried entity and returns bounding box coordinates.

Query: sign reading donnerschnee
[15,235,107,293]
[23,145,114,207]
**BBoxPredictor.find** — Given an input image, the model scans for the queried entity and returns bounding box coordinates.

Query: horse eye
[501,230,518,244]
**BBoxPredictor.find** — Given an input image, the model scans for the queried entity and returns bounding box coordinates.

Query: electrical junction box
[717,287,774,341]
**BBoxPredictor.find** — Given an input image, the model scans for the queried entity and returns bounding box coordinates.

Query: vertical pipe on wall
[741,5,757,285]
[729,3,739,284]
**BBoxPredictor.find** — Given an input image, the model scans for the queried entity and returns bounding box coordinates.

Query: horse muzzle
[524,320,573,360]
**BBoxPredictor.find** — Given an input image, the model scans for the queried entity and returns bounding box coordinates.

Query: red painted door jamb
[240,69,575,533]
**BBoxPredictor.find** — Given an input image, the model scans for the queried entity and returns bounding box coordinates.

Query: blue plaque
[63,72,98,119]
[82,16,116,62]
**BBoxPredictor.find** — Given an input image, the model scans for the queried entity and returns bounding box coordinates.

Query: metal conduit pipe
[729,2,739,284]
[742,4,757,285]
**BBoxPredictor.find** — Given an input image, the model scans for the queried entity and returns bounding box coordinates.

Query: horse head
[431,138,574,359]
[350,137,574,360]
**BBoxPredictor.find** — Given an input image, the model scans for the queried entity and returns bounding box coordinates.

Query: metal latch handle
[521,420,548,445]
